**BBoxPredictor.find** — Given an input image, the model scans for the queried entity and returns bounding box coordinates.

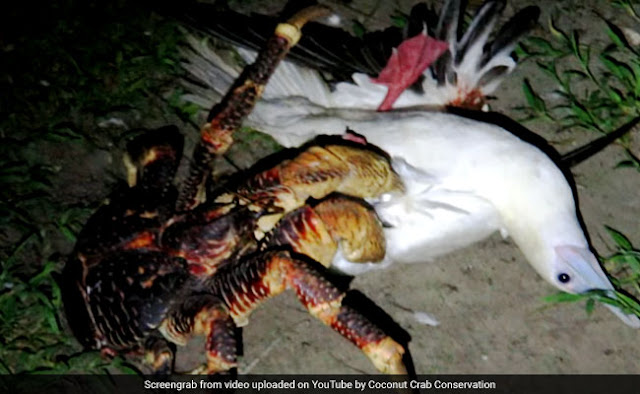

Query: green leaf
[352,20,366,38]
[570,102,594,125]
[548,17,568,42]
[617,158,640,170]
[542,292,585,303]
[28,262,55,287]
[601,54,637,89]
[563,69,588,80]
[60,225,77,242]
[608,87,624,104]
[44,309,60,334]
[605,226,633,250]
[604,19,635,53]
[390,12,408,28]
[585,298,595,315]
[526,37,564,57]
[630,61,640,96]
[600,54,626,80]
[536,60,559,79]
[522,80,547,114]
[50,277,62,308]
[570,30,583,62]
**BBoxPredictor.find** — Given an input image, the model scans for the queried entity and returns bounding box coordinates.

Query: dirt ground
[169,0,640,375]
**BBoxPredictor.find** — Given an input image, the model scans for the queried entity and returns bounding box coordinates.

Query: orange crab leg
[144,336,175,374]
[200,251,407,374]
[312,196,386,263]
[160,295,238,374]
[266,196,386,267]
[229,144,403,213]
[177,6,330,211]
[123,126,184,196]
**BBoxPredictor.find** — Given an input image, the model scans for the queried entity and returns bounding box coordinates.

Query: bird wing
[179,1,540,110]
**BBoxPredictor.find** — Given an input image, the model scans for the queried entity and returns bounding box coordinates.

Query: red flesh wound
[342,130,368,145]
[372,31,449,111]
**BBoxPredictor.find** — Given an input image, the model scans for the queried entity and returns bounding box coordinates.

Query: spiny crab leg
[230,144,403,213]
[160,294,238,374]
[161,251,408,375]
[144,336,175,375]
[266,195,387,268]
[164,142,402,276]
[177,5,331,211]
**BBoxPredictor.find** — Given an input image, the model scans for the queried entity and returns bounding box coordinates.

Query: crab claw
[372,29,448,111]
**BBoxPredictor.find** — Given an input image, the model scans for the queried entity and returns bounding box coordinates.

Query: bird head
[538,244,640,328]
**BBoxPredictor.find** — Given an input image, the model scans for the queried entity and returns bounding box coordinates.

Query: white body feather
[248,101,583,275]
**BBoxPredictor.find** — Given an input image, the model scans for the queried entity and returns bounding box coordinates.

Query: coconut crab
[61,6,410,375]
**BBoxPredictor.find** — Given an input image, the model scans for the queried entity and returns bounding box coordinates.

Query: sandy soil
[169,0,640,375]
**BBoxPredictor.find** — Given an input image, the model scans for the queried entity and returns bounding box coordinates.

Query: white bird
[179,0,640,328]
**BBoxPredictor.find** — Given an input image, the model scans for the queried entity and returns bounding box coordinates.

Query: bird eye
[558,273,571,283]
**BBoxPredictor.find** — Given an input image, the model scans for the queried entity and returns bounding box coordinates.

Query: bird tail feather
[433,0,540,108]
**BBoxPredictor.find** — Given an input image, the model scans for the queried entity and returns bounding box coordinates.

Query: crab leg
[123,126,184,197]
[225,143,403,213]
[177,6,330,211]
[266,196,386,267]
[144,336,175,374]
[160,294,238,374]
[197,251,408,374]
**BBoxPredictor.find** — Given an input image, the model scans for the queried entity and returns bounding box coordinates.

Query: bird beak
[603,302,640,328]
[556,245,640,328]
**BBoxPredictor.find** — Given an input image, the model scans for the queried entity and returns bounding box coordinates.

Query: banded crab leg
[219,142,404,218]
[176,6,331,211]
[123,126,184,200]
[144,335,176,375]
[265,195,387,268]
[162,140,400,288]
[161,251,408,375]
[159,294,238,374]
[160,142,402,277]
[223,142,403,267]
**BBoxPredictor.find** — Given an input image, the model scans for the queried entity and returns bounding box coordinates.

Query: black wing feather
[479,5,541,69]
[455,0,505,66]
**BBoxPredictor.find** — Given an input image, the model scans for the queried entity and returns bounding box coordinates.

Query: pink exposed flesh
[372,31,448,111]
[342,129,368,144]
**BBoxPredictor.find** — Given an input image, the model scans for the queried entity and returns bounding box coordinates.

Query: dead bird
[179,0,640,327]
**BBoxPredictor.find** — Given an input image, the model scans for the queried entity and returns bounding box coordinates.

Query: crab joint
[275,6,331,52]
[286,5,332,30]
[363,337,407,375]
[329,305,407,374]
[275,23,301,47]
